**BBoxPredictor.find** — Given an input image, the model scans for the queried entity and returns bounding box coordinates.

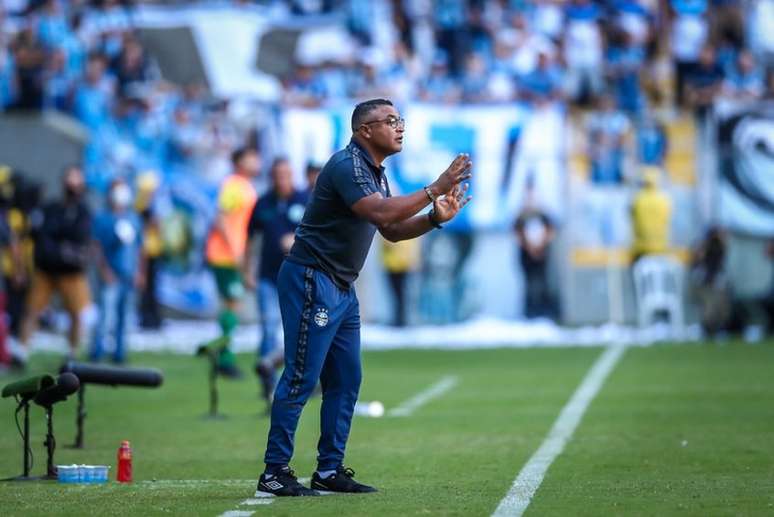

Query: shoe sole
[311,485,377,495]
[254,490,321,497]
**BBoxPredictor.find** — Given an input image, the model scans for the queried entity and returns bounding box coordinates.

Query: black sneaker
[311,466,377,494]
[255,467,319,497]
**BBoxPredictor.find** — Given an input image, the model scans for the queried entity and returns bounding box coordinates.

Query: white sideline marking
[492,344,627,517]
[219,512,255,517]
[388,375,458,417]
[140,479,254,489]
[241,499,273,506]
[140,477,309,489]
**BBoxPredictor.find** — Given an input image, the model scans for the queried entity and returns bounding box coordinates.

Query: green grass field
[1,342,774,516]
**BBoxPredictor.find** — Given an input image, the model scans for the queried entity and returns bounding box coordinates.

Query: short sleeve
[330,158,378,208]
[218,178,242,212]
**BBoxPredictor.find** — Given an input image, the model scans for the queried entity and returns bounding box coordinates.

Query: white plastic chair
[632,255,684,329]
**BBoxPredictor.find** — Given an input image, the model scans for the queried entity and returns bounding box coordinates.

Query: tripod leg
[45,407,57,479]
[23,403,30,478]
[73,386,85,448]
[209,358,218,417]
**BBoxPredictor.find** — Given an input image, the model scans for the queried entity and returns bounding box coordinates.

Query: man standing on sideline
[90,178,143,364]
[514,175,557,320]
[256,99,472,497]
[244,158,310,404]
[205,147,261,378]
[16,165,92,368]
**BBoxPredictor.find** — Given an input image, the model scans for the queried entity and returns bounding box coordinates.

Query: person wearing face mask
[16,165,92,369]
[89,178,143,364]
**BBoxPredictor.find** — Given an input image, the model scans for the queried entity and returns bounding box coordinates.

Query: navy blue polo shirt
[287,139,391,290]
[247,189,309,283]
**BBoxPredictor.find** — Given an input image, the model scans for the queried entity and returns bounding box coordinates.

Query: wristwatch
[423,185,437,203]
[428,208,443,229]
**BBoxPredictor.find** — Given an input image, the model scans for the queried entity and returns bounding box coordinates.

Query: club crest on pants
[314,308,329,327]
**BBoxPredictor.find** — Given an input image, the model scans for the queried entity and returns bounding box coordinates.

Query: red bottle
[117,440,132,483]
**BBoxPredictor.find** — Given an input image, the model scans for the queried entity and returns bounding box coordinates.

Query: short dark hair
[270,156,289,173]
[231,146,258,167]
[351,99,393,131]
[305,162,322,176]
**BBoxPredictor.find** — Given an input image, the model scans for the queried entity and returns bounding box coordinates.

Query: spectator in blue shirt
[566,0,602,21]
[637,114,668,167]
[606,31,645,114]
[518,50,563,105]
[671,0,708,16]
[419,52,461,103]
[433,0,469,77]
[564,0,605,105]
[283,64,325,107]
[722,49,764,99]
[73,53,114,131]
[90,178,143,364]
[460,52,492,103]
[245,158,310,403]
[59,11,86,78]
[36,0,70,50]
[0,40,15,110]
[42,48,73,111]
[685,45,723,118]
[587,93,631,184]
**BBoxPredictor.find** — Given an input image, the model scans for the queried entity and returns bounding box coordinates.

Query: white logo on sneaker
[314,308,329,327]
[264,480,284,490]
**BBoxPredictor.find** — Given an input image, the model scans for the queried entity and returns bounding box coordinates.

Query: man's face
[239,151,262,177]
[273,161,294,198]
[699,47,715,67]
[359,105,405,156]
[63,167,85,197]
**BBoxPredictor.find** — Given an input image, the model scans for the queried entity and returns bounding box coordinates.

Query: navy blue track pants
[264,260,362,472]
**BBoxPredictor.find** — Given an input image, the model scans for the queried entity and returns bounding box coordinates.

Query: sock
[316,470,336,479]
[217,346,235,367]
[218,309,238,337]
[264,464,288,477]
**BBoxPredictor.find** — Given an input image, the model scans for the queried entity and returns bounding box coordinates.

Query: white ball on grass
[369,401,384,418]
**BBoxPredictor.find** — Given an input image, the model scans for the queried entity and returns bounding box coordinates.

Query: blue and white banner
[280,103,566,231]
[716,101,774,237]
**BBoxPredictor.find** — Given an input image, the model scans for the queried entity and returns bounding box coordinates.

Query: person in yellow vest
[0,169,39,342]
[630,167,672,262]
[205,147,261,378]
[135,171,163,330]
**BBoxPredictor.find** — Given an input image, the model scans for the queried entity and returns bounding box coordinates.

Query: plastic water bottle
[117,440,132,483]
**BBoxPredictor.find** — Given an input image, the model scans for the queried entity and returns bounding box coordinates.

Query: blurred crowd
[0,1,771,187]
[1,0,773,371]
[279,0,774,109]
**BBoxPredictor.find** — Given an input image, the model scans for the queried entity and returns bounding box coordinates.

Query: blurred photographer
[16,165,91,368]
